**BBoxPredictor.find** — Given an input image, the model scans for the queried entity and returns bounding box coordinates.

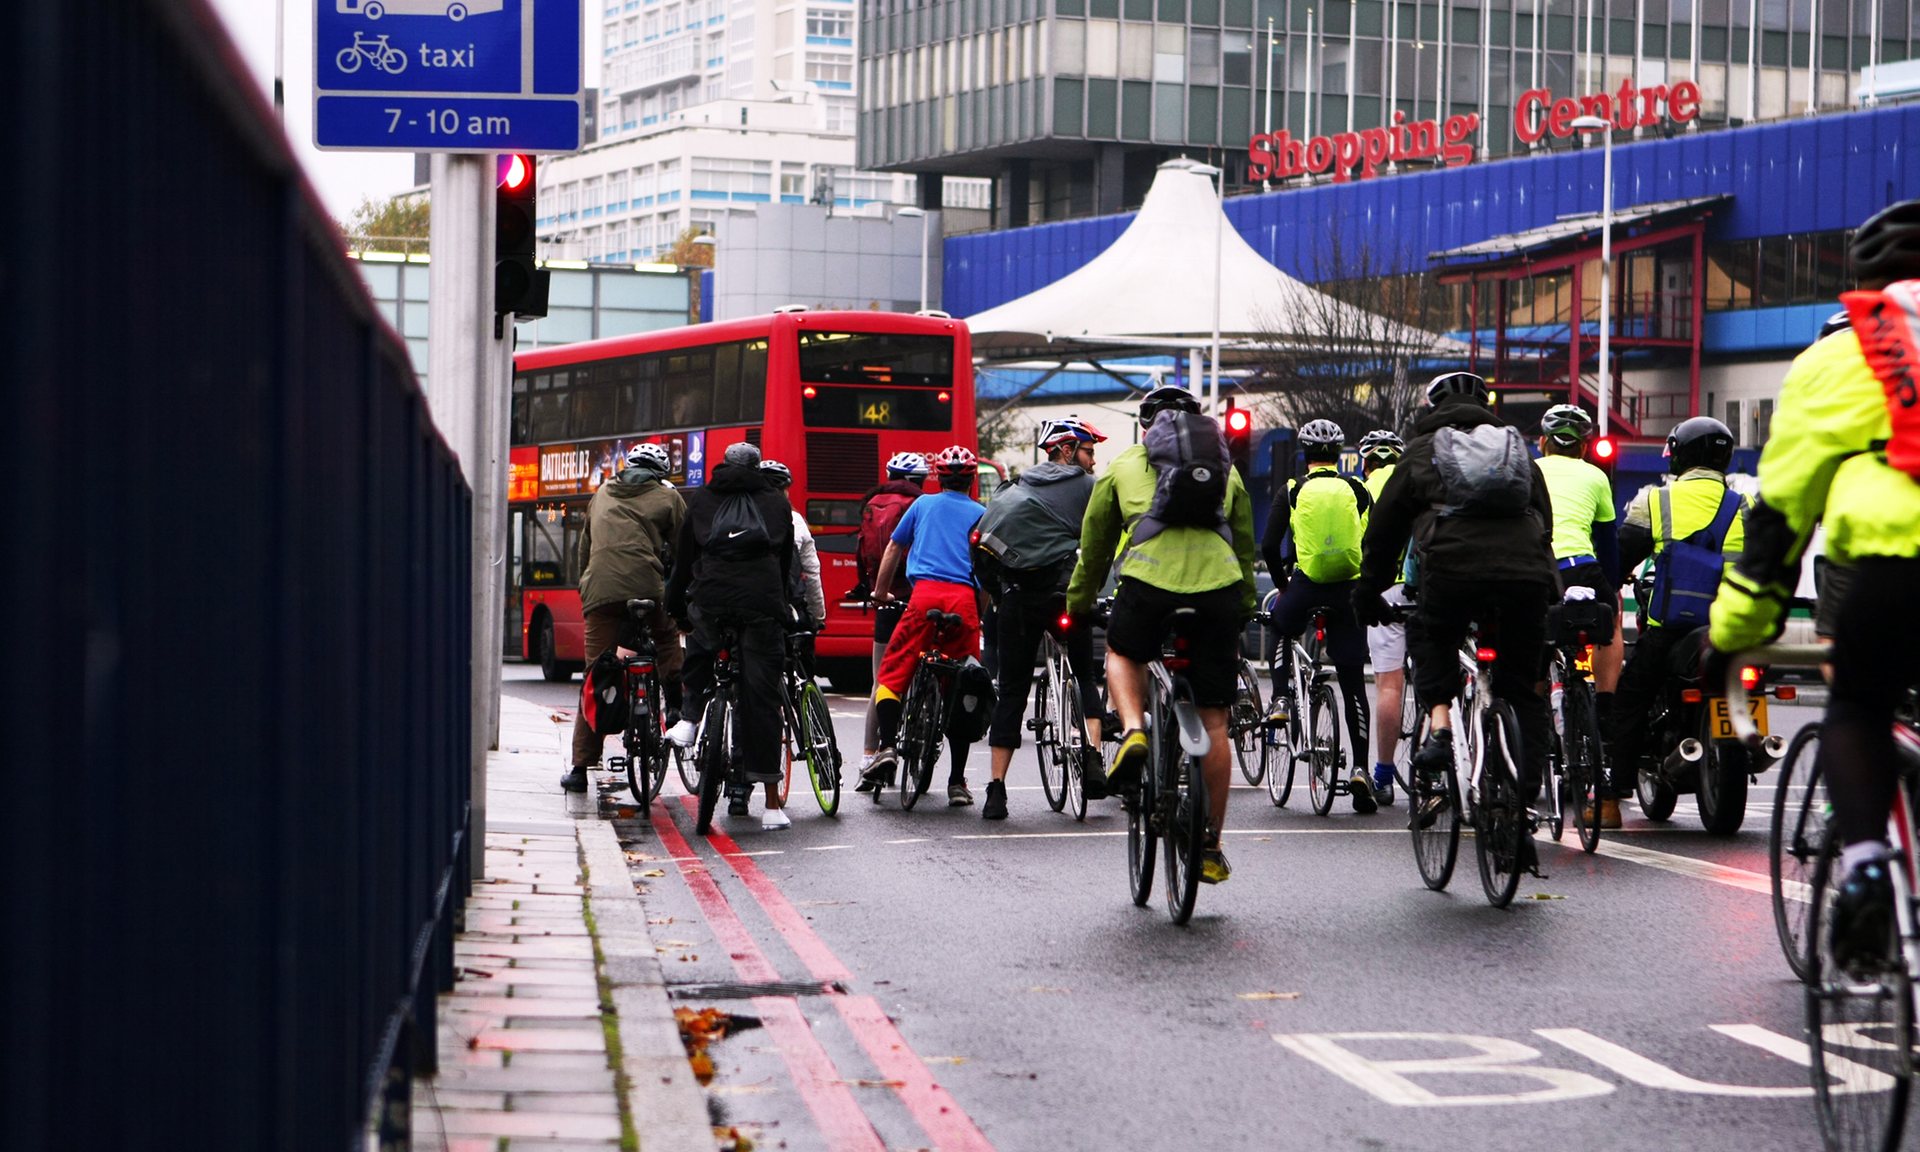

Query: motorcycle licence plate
[1709,695,1767,740]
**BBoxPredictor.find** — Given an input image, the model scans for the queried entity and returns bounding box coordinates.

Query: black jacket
[665,463,796,621]
[1360,398,1557,591]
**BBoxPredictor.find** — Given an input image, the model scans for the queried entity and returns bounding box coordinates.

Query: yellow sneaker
[1200,846,1232,884]
[1107,729,1148,791]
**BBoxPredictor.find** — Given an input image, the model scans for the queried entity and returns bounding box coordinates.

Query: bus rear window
[797,331,954,389]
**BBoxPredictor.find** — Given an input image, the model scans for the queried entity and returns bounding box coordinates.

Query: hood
[602,467,661,496]
[1414,397,1504,436]
[1018,462,1088,486]
[708,462,768,493]
[869,478,928,500]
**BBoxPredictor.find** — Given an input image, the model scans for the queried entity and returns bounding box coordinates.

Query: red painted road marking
[694,799,998,1152]
[650,805,888,1152]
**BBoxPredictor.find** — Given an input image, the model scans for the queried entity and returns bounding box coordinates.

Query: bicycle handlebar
[1722,644,1830,748]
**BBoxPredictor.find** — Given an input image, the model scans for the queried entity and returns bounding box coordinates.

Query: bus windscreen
[796,331,954,389]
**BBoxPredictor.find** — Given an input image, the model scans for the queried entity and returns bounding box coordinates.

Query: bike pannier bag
[1133,409,1231,544]
[946,657,996,743]
[1431,424,1534,517]
[581,648,629,737]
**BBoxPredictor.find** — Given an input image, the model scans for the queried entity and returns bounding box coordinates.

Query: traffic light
[1224,402,1253,477]
[1591,434,1619,471]
[496,153,550,319]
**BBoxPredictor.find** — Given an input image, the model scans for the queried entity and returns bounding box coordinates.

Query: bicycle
[1728,645,1915,1152]
[1259,603,1350,816]
[691,627,744,835]
[605,598,672,810]
[335,31,408,73]
[782,627,842,817]
[1545,594,1613,855]
[1030,614,1097,822]
[887,608,968,810]
[1228,656,1268,790]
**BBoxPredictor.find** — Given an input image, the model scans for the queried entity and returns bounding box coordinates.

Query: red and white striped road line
[681,796,998,1152]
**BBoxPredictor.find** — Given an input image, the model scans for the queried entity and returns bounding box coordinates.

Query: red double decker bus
[508,309,975,692]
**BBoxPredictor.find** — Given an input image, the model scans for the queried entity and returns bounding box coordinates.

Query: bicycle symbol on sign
[336,31,409,74]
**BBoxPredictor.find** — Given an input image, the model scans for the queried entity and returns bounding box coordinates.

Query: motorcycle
[1631,622,1787,835]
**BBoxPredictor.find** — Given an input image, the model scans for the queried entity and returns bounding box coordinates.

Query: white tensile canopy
[965,157,1459,364]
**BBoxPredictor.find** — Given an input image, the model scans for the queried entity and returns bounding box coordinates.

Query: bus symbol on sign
[338,0,506,19]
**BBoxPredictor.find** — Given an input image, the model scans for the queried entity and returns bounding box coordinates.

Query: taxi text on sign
[314,0,582,154]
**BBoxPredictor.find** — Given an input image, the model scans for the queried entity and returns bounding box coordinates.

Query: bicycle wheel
[1771,723,1826,982]
[898,679,928,810]
[694,697,728,835]
[1307,680,1342,817]
[799,682,841,817]
[1805,837,1912,1152]
[1474,701,1525,908]
[1266,665,1296,808]
[626,718,658,809]
[1127,701,1161,908]
[1232,658,1267,786]
[674,720,700,794]
[1061,670,1090,823]
[1033,658,1067,812]
[1544,666,1567,843]
[1392,665,1419,789]
[1162,738,1206,926]
[1566,676,1604,855]
[1409,706,1461,892]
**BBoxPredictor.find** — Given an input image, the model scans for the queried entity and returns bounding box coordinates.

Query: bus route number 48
[858,401,892,427]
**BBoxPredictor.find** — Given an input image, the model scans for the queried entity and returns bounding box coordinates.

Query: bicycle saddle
[926,609,963,628]
[626,598,658,618]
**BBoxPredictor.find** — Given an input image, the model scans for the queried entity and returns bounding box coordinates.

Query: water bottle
[1550,679,1566,740]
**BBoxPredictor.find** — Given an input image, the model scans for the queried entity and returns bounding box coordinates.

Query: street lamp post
[1192,162,1226,415]
[1571,114,1614,436]
[897,206,930,312]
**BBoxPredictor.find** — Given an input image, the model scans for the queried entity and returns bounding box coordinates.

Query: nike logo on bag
[727,529,748,538]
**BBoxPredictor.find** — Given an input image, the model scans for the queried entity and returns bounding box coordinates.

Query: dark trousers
[1608,622,1689,797]
[1409,576,1552,799]
[1271,570,1371,770]
[987,583,1100,749]
[1819,558,1920,846]
[682,608,785,783]
[572,601,683,767]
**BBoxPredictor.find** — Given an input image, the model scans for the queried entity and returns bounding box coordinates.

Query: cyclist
[853,453,932,791]
[664,441,797,830]
[975,417,1107,821]
[1708,200,1920,972]
[1356,372,1556,870]
[863,446,989,806]
[1533,404,1627,827]
[1609,416,1745,807]
[1357,429,1410,801]
[1262,418,1376,811]
[1066,386,1258,884]
[564,442,687,794]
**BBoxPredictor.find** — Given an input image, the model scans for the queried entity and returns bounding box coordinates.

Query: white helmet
[626,442,672,473]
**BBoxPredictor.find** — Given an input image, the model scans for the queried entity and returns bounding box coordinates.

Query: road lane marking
[648,808,889,1152]
[1536,1028,1811,1097]
[884,837,933,844]
[1274,1033,1614,1106]
[695,802,998,1152]
[804,844,855,852]
[1545,831,1810,903]
[1712,1024,1898,1093]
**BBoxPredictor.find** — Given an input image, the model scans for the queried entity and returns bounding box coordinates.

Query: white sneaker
[666,719,698,747]
[761,806,792,830]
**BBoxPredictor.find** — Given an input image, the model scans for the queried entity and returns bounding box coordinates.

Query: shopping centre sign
[1245,79,1702,185]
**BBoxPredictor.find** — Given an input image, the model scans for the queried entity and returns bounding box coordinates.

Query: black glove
[1352,585,1393,628]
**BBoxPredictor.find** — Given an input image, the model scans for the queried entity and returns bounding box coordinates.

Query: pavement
[410,693,716,1152]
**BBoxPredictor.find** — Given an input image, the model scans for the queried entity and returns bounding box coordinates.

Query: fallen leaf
[648,916,675,925]
[550,713,570,725]
[1237,991,1302,1001]
[1528,893,1567,901]
[689,1049,716,1085]
[616,806,638,818]
[639,869,667,878]
[922,1056,969,1066]
[833,1078,906,1088]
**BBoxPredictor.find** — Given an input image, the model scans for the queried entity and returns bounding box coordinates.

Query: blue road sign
[315,0,582,153]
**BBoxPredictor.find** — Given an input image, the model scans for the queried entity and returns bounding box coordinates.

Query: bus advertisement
[508,309,975,692]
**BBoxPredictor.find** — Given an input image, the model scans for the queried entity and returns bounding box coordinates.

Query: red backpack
[857,490,918,596]
[1842,284,1920,477]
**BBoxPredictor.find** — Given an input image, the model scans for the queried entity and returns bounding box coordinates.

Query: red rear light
[802,385,818,399]
[1740,666,1763,691]
[1475,647,1498,663]
[937,390,951,403]
[1680,688,1704,704]
[1057,613,1073,632]
[1315,627,1326,644]
[1776,685,1798,701]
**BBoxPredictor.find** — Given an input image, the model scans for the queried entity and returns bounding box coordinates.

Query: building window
[807,10,853,38]
[691,156,772,199]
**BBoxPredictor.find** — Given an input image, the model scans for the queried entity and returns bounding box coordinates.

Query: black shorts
[1556,561,1620,612]
[1815,556,1853,639]
[1104,578,1244,707]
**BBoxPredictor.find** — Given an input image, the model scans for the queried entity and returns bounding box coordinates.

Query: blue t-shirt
[892,488,984,586]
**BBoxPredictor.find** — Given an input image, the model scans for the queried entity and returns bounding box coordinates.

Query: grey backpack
[1133,409,1232,544]
[1431,424,1534,518]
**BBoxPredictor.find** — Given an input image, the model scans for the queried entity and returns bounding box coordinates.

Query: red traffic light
[497,153,533,192]
[1225,408,1251,434]
[1592,435,1618,464]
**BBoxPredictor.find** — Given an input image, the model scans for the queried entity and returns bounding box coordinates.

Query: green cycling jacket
[1065,443,1258,618]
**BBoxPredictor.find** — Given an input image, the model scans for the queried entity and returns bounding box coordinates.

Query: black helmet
[1850,200,1920,284]
[1817,310,1851,341]
[1425,371,1490,406]
[1666,416,1735,475]
[1138,384,1202,427]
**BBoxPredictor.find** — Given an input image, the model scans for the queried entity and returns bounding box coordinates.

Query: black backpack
[1134,409,1232,544]
[706,490,772,561]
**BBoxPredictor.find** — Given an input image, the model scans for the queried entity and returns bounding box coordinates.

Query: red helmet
[932,445,978,475]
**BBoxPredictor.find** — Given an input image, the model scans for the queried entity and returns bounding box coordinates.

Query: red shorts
[875,581,981,699]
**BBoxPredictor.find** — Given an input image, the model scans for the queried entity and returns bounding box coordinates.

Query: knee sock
[948,737,968,785]
[1336,663,1370,770]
